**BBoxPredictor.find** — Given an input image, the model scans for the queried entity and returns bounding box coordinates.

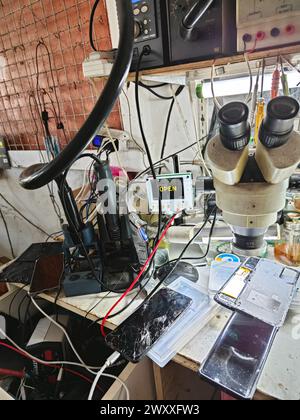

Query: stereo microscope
[206,96,300,256]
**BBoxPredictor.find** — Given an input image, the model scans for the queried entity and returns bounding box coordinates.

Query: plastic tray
[148,276,219,368]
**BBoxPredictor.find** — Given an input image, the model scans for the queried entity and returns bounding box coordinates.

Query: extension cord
[82,52,114,78]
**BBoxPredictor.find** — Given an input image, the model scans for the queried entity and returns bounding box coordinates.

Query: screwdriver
[254,98,265,144]
[280,57,290,96]
[250,63,261,127]
[254,59,266,144]
[271,63,280,99]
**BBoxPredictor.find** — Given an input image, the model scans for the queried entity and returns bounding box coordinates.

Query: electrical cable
[100,213,178,336]
[87,217,170,327]
[35,41,63,126]
[135,48,164,246]
[139,81,168,89]
[137,82,174,101]
[88,351,121,400]
[89,0,102,53]
[134,135,209,181]
[146,208,217,302]
[202,105,218,157]
[8,285,27,318]
[87,218,174,327]
[135,48,157,180]
[0,208,15,259]
[160,85,185,162]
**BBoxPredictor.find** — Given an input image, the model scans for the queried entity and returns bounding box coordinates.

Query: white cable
[100,373,130,400]
[30,296,96,375]
[88,351,122,401]
[88,366,107,400]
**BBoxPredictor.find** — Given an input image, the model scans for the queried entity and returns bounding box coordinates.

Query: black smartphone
[199,312,278,400]
[105,288,192,363]
[29,254,64,295]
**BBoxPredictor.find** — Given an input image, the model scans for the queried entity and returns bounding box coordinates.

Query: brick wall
[0,0,122,151]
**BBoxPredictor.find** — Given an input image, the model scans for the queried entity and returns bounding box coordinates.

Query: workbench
[1,243,300,401]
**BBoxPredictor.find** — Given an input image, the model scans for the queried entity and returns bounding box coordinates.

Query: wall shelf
[129,44,300,80]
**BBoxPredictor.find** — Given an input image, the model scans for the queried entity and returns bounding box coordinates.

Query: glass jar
[275,221,300,266]
[293,193,300,211]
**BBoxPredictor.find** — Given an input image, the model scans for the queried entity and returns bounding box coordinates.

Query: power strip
[82,52,114,78]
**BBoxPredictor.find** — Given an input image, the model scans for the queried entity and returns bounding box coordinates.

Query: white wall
[0,166,85,258]
[120,82,207,165]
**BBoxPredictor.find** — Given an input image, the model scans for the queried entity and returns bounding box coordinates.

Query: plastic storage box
[148,277,219,368]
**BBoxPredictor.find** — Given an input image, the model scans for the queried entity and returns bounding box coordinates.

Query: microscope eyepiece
[260,96,300,148]
[218,102,251,151]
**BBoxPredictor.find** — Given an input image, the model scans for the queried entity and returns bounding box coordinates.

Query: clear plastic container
[275,221,300,267]
[148,277,219,368]
[209,260,241,296]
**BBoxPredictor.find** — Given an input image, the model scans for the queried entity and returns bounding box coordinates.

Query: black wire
[160,99,176,161]
[160,85,185,163]
[202,105,218,157]
[0,208,15,259]
[18,293,29,325]
[8,285,27,318]
[89,0,101,52]
[139,81,169,89]
[138,83,174,100]
[54,284,62,324]
[135,135,209,180]
[146,208,217,302]
[135,49,157,180]
[135,49,164,246]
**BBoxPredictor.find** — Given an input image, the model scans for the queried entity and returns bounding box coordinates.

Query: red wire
[247,37,258,54]
[100,214,177,337]
[0,341,102,392]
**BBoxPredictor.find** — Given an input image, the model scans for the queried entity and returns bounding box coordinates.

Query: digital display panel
[151,177,185,201]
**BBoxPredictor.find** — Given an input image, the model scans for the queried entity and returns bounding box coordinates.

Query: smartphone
[29,254,64,295]
[105,288,192,363]
[215,257,300,327]
[215,257,259,309]
[199,312,278,400]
